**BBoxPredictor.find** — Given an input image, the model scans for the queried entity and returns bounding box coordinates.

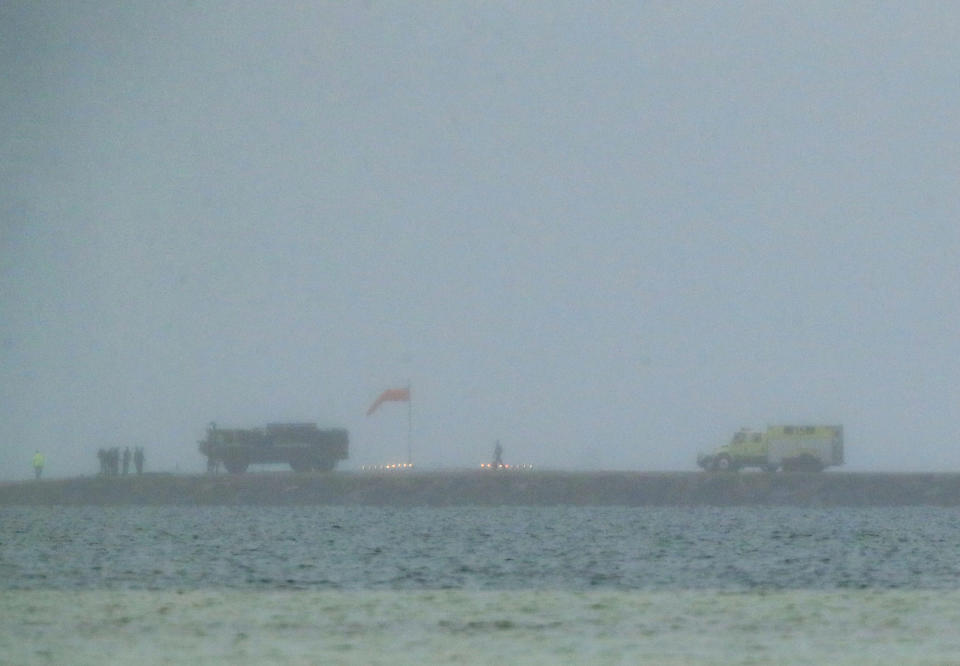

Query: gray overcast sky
[2,2,959,478]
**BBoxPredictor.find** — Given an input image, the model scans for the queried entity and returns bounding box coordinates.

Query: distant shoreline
[3,470,960,506]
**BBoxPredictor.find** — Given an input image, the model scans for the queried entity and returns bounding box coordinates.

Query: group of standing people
[97,446,145,476]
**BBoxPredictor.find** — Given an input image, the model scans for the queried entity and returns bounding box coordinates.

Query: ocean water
[3,506,960,663]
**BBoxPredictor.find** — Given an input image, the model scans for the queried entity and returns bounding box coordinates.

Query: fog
[2,2,958,480]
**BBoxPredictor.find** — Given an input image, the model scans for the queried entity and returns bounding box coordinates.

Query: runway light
[363,462,415,472]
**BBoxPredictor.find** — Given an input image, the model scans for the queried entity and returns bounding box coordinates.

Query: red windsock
[366,387,411,416]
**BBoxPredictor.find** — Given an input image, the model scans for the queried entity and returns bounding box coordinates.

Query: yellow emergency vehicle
[697,425,844,472]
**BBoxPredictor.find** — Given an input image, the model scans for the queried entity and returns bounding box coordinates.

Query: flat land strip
[2,470,960,506]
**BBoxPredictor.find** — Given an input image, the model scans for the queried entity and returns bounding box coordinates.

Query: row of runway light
[479,463,534,470]
[359,463,415,471]
[358,463,535,471]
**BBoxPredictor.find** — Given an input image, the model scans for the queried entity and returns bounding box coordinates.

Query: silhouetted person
[122,447,131,475]
[32,451,45,479]
[97,448,107,476]
[134,447,144,475]
[493,440,503,469]
[110,447,120,476]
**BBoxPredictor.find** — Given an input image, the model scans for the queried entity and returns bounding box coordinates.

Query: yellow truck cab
[697,425,843,472]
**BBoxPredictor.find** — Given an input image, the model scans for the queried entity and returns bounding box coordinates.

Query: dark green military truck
[199,422,349,473]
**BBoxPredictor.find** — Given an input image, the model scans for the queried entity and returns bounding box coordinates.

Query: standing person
[134,447,144,475]
[122,447,131,475]
[493,440,504,469]
[97,448,107,476]
[32,451,45,479]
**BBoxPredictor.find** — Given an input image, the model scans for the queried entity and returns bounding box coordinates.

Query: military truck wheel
[223,453,249,474]
[313,458,336,472]
[714,454,734,472]
[289,454,313,473]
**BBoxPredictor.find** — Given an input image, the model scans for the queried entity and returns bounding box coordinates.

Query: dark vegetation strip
[2,471,960,506]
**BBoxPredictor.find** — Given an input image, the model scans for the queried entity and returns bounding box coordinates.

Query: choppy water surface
[4,507,960,664]
[2,506,959,590]
[4,588,960,665]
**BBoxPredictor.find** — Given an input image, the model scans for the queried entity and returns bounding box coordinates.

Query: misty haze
[3,3,958,480]
[3,4,960,663]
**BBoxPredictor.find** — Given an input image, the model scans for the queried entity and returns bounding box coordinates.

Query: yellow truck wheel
[714,454,735,472]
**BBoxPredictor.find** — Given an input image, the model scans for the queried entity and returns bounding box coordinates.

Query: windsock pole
[406,382,413,464]
[366,384,413,464]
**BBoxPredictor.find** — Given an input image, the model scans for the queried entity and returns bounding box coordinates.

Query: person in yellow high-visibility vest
[32,451,45,480]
